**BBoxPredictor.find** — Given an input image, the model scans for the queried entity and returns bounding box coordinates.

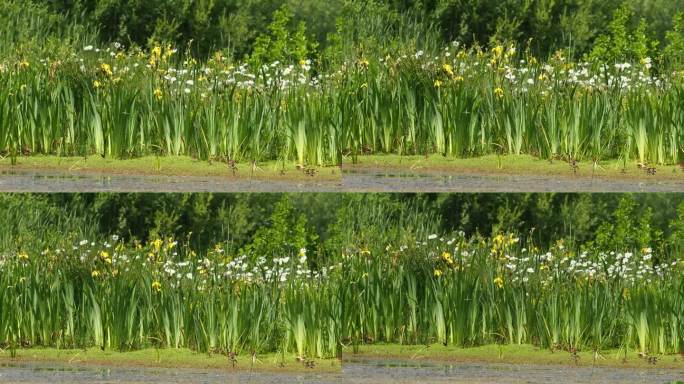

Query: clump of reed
[2,41,683,166]
[342,232,683,356]
[0,236,341,359]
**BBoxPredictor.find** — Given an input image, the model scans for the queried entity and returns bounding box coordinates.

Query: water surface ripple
[1,169,683,192]
[2,360,683,384]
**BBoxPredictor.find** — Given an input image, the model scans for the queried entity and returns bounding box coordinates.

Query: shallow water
[1,169,683,192]
[342,358,684,383]
[2,359,682,384]
[0,361,344,384]
[341,169,684,192]
[0,170,342,192]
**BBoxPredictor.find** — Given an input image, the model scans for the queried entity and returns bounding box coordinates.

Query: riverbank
[346,154,684,182]
[0,347,341,374]
[344,343,684,370]
[3,154,683,192]
[0,155,340,182]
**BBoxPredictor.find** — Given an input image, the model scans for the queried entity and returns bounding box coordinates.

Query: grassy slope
[0,347,341,373]
[345,343,684,370]
[0,155,340,182]
[347,154,684,181]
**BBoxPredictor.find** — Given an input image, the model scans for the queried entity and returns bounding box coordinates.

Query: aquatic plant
[1,41,684,166]
[342,232,684,355]
[1,208,682,357]
[0,236,342,359]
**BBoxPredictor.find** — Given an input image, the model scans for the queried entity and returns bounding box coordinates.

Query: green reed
[0,236,341,359]
[1,195,683,358]
[2,40,684,166]
[342,232,684,355]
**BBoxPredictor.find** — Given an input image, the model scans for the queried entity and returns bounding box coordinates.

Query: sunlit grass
[345,343,684,369]
[1,347,341,373]
[0,155,340,181]
[346,154,684,180]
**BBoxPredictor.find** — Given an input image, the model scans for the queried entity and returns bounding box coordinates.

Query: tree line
[3,193,684,264]
[10,1,684,63]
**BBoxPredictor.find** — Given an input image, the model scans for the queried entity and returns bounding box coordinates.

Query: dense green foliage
[26,1,684,61]
[3,193,684,258]
[3,1,684,164]
[344,232,683,355]
[1,234,342,357]
[1,193,683,356]
[39,0,338,60]
[4,38,684,164]
[2,0,684,358]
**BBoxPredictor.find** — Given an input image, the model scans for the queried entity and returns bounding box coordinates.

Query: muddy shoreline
[3,358,683,383]
[2,168,682,192]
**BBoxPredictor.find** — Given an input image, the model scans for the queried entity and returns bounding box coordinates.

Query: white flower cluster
[221,250,338,284]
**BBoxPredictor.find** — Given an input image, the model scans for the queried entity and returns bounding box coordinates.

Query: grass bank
[4,154,681,183]
[345,343,684,370]
[0,347,341,373]
[0,155,340,182]
[346,154,684,181]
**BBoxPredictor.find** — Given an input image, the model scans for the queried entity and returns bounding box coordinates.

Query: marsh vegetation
[1,194,683,361]
[3,1,684,171]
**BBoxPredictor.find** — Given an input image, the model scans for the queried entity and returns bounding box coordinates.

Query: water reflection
[1,359,683,383]
[0,169,682,192]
